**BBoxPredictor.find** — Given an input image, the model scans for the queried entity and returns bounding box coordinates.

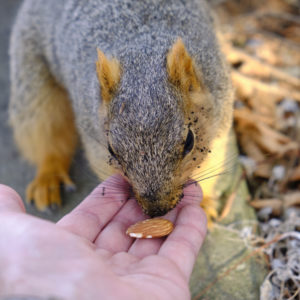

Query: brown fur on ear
[96,49,121,103]
[167,38,201,95]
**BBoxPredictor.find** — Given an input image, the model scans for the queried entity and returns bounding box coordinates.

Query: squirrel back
[11,0,233,216]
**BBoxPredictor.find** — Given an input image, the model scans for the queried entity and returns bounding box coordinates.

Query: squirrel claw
[49,203,59,213]
[25,170,73,212]
[64,183,76,193]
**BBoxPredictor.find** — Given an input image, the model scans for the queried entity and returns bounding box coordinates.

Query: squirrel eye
[108,144,117,159]
[183,129,194,157]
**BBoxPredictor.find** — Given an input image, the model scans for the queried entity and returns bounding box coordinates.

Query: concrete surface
[0,0,99,221]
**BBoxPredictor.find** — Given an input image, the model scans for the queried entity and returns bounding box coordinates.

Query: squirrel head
[96,38,216,217]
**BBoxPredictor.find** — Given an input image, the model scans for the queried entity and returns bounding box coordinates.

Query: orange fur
[10,76,77,210]
[192,132,232,227]
[167,38,201,96]
[96,49,121,103]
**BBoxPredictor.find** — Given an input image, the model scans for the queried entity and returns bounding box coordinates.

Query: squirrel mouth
[143,206,172,218]
[135,192,184,218]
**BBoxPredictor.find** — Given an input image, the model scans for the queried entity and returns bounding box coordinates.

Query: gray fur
[10,0,233,216]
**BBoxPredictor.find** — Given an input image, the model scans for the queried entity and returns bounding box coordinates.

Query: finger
[128,181,203,258]
[94,197,145,252]
[179,180,203,207]
[57,174,130,241]
[158,204,207,281]
[0,184,25,214]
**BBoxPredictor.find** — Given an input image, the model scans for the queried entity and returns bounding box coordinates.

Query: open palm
[0,175,206,300]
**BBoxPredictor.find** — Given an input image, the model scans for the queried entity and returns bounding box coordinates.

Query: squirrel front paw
[26,170,75,212]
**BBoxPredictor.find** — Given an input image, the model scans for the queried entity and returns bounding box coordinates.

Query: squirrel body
[10,0,233,220]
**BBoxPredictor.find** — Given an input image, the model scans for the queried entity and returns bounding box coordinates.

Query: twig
[217,172,245,221]
[287,288,300,300]
[250,198,282,215]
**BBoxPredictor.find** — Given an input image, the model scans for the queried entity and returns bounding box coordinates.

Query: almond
[126,218,174,239]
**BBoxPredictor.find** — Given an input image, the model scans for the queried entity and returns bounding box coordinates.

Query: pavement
[0,0,99,221]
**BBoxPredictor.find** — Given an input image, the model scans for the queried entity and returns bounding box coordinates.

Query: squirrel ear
[167,38,201,95]
[96,49,121,103]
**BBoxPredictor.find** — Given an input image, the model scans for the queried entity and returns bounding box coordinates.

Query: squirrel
[9,0,233,224]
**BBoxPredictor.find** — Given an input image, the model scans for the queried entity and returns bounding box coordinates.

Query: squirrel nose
[139,192,171,217]
[145,205,170,218]
[140,191,157,203]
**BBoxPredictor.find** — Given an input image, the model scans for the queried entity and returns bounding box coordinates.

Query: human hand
[0,175,206,300]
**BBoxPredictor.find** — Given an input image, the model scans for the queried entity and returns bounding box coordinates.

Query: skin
[0,174,206,300]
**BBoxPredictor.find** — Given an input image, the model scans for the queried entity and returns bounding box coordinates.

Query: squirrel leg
[10,45,77,211]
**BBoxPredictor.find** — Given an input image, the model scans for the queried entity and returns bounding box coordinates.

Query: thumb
[0,184,25,214]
